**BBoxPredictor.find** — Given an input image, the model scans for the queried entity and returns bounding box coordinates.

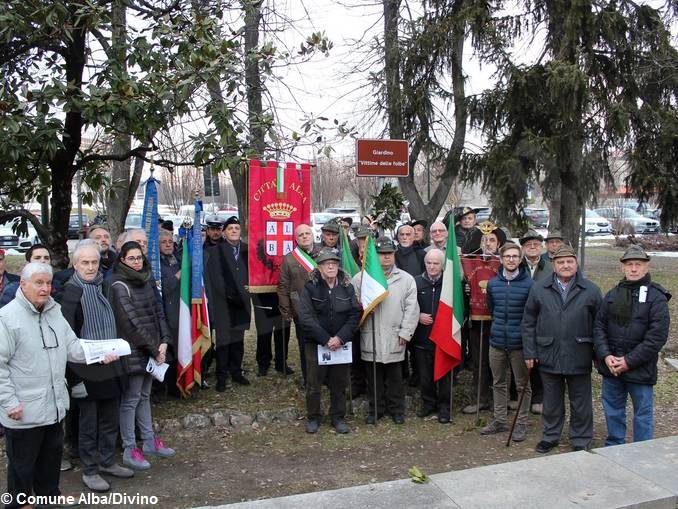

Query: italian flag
[176,239,194,396]
[428,215,465,381]
[358,236,388,326]
[340,227,360,278]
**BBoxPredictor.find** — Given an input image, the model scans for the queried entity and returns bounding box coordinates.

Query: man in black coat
[204,216,251,391]
[593,245,670,445]
[412,249,450,423]
[395,223,425,387]
[522,245,602,453]
[298,248,361,434]
[159,229,181,398]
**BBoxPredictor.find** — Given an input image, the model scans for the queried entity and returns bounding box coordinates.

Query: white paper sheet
[146,358,170,382]
[317,342,352,365]
[80,338,131,365]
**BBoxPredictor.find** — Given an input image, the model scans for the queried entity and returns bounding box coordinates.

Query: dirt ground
[1,243,677,508]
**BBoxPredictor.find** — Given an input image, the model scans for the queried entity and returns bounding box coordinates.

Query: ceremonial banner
[141,175,161,288]
[248,160,312,292]
[429,216,465,381]
[460,254,501,320]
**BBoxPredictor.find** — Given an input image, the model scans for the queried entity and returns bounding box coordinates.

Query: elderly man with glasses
[0,262,117,508]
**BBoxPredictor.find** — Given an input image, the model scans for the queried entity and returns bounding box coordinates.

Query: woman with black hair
[109,241,175,471]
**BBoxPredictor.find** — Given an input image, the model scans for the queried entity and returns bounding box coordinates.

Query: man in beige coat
[352,237,419,424]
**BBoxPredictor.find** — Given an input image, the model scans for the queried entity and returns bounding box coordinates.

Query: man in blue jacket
[482,242,533,442]
[593,245,670,445]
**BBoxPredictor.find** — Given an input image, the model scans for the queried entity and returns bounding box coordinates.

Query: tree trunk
[383,0,403,139]
[46,7,87,268]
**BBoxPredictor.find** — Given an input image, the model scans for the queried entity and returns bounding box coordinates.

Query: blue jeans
[602,376,654,446]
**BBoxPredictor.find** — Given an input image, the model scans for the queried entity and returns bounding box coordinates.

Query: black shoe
[276,366,295,375]
[332,419,350,434]
[365,414,382,425]
[351,389,366,399]
[572,445,588,452]
[200,380,210,390]
[306,420,319,434]
[535,440,558,454]
[216,379,226,392]
[392,414,405,425]
[257,366,268,377]
[232,374,251,386]
[416,406,435,418]
[437,413,450,424]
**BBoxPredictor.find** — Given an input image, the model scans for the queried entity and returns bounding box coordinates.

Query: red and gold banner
[460,255,500,321]
[248,160,312,292]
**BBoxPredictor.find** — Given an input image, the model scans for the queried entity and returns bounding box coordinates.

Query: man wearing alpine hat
[593,245,670,445]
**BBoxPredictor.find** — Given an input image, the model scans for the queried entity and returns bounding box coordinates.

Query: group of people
[0,227,177,506]
[290,207,671,451]
[0,204,671,506]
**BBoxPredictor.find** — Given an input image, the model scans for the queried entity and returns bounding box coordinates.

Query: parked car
[584,210,612,235]
[324,207,360,226]
[594,207,660,234]
[124,213,143,230]
[68,214,90,239]
[474,207,492,223]
[311,212,337,242]
[525,207,549,228]
[0,218,39,252]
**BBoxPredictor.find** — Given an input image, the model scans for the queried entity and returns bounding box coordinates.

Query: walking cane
[475,320,484,425]
[506,366,532,447]
[371,314,378,425]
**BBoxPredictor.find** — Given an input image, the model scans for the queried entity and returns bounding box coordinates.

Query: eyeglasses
[125,256,143,262]
[502,255,521,260]
[430,229,446,233]
[41,324,59,350]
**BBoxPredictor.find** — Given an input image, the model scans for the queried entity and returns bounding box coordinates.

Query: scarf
[609,273,651,327]
[71,272,117,340]
[114,260,151,285]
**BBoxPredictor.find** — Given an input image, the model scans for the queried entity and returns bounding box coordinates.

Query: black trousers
[531,365,543,404]
[541,371,593,448]
[253,293,291,371]
[468,320,492,406]
[304,344,348,422]
[365,361,404,416]
[292,318,307,383]
[4,422,63,509]
[415,347,451,413]
[78,398,120,475]
[215,333,245,380]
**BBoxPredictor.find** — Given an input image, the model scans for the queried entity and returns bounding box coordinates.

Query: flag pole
[476,320,484,426]
[371,314,378,425]
[449,371,454,422]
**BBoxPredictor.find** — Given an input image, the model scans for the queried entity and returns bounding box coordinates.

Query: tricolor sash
[292,246,317,273]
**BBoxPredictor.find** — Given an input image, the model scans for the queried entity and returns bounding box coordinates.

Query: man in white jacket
[353,237,419,425]
[0,263,116,508]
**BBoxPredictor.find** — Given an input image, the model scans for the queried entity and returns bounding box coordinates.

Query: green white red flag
[340,227,360,278]
[428,216,464,381]
[357,236,388,326]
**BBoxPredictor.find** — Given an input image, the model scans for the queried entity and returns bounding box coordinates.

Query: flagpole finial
[194,188,201,199]
[149,160,155,174]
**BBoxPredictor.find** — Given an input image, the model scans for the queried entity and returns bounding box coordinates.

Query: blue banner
[142,175,161,286]
[191,200,204,300]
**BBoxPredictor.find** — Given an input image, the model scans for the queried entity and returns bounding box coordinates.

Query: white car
[594,207,660,234]
[0,218,39,252]
[311,212,337,242]
[584,210,612,235]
